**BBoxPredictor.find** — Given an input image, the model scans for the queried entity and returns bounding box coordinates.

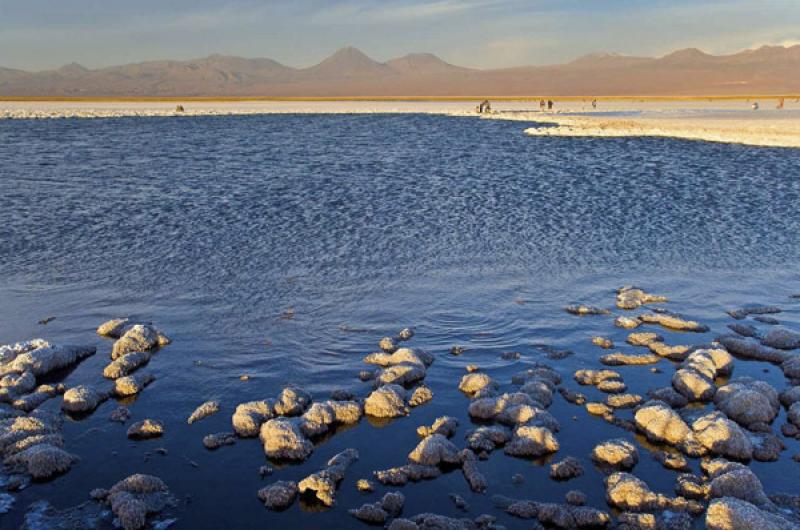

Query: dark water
[1,114,800,529]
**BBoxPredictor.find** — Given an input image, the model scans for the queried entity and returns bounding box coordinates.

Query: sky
[1,0,799,71]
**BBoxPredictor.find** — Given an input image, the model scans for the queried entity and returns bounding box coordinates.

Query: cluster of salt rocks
[1,339,97,486]
[559,287,800,529]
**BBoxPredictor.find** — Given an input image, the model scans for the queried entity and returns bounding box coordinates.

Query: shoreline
[3,97,800,148]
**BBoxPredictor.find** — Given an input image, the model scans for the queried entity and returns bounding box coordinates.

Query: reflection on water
[1,114,799,528]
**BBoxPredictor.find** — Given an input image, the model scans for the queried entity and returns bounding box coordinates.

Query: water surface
[1,114,800,528]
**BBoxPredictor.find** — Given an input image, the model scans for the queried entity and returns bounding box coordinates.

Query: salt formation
[298,448,358,506]
[92,474,174,530]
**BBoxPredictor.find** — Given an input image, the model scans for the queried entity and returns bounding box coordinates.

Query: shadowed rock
[257,480,298,510]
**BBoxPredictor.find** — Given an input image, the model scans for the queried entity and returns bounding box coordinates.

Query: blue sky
[1,0,799,70]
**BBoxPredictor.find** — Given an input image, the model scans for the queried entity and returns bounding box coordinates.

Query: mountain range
[2,45,799,97]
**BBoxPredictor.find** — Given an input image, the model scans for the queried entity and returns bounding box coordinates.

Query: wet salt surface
[1,114,800,528]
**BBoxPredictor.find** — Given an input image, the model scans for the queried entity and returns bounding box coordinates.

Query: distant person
[539,99,546,111]
[547,100,554,110]
[591,99,597,109]
[777,98,785,109]
[752,102,759,110]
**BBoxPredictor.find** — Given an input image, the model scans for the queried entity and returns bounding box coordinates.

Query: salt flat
[3,98,800,147]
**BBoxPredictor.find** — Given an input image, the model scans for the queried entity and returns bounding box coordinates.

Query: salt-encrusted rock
[692,411,753,460]
[708,463,772,508]
[328,399,363,424]
[231,399,274,437]
[518,379,555,408]
[672,368,715,402]
[114,373,155,397]
[591,439,639,470]
[398,328,414,341]
[780,386,800,408]
[615,316,641,329]
[349,491,405,524]
[574,369,621,386]
[380,337,397,353]
[0,370,37,400]
[257,480,298,510]
[783,356,800,379]
[127,419,164,439]
[365,384,408,418]
[511,365,561,386]
[616,287,667,310]
[408,434,460,466]
[601,352,661,366]
[5,444,76,479]
[718,335,790,364]
[495,494,611,527]
[450,493,470,511]
[706,497,797,530]
[112,324,167,360]
[97,318,130,338]
[364,348,433,368]
[591,336,614,349]
[187,400,219,424]
[559,387,587,405]
[103,351,152,379]
[378,364,427,386]
[13,384,62,412]
[761,328,800,350]
[462,452,487,492]
[728,305,782,320]
[374,464,441,485]
[417,416,458,438]
[750,432,784,462]
[202,432,236,450]
[646,340,692,361]
[549,456,584,480]
[2,342,96,377]
[675,473,708,500]
[458,373,497,397]
[408,385,433,407]
[465,425,511,453]
[597,379,627,393]
[606,393,643,408]
[653,450,690,471]
[634,400,692,446]
[566,305,609,316]
[504,425,559,457]
[298,402,336,437]
[755,316,780,325]
[714,378,780,428]
[61,385,110,413]
[788,403,800,428]
[273,386,311,416]
[104,474,173,530]
[605,472,702,514]
[259,418,313,460]
[671,348,733,402]
[298,448,358,506]
[627,332,663,347]
[728,322,759,338]
[0,339,50,365]
[356,479,375,492]
[647,387,689,408]
[560,494,586,513]
[110,406,131,423]
[640,312,709,332]
[586,402,613,416]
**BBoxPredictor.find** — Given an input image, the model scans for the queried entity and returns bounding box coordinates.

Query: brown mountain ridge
[2,45,799,97]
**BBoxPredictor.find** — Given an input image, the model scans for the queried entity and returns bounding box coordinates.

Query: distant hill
[1,45,799,97]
